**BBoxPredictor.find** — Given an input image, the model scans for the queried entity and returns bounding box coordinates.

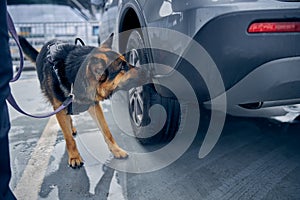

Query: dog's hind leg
[53,98,83,168]
[88,103,128,159]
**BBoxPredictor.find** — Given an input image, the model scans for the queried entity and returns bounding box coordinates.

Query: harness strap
[47,42,71,97]
[6,12,73,118]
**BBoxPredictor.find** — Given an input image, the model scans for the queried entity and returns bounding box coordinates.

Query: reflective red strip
[248,22,300,33]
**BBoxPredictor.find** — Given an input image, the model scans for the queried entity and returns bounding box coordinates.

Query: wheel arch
[118,4,143,53]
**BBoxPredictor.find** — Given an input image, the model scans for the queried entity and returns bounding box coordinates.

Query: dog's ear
[92,66,108,82]
[101,33,114,49]
[89,57,108,82]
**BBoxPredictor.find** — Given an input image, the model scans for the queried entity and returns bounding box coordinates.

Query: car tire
[125,30,180,144]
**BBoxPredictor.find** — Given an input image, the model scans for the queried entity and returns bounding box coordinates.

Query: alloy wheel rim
[128,48,144,127]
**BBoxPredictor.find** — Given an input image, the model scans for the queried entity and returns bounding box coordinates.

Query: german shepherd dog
[19,34,144,168]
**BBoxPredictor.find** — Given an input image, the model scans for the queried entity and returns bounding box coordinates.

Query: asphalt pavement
[8,71,300,200]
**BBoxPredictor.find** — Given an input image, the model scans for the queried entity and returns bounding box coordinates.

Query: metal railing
[10,21,100,64]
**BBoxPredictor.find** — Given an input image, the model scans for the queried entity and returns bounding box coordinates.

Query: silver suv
[99,0,300,143]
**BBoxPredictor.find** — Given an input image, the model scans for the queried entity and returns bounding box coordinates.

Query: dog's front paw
[68,155,84,169]
[112,148,128,159]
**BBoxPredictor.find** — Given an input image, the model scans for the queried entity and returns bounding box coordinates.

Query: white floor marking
[14,116,59,200]
[107,171,126,200]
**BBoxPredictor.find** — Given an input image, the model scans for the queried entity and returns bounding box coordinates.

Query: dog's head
[86,34,146,101]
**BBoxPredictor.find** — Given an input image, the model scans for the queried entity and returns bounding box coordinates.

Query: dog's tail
[18,36,39,63]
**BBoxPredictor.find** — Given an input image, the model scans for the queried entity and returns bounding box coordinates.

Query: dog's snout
[132,66,148,85]
[116,66,148,91]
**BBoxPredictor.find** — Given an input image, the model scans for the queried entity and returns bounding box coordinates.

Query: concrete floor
[8,71,300,200]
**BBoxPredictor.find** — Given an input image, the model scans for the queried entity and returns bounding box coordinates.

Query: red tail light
[248,22,300,33]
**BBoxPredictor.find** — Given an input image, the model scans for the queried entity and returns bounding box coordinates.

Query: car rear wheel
[125,30,180,144]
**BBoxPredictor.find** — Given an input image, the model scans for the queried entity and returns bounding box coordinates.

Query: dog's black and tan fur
[19,35,142,168]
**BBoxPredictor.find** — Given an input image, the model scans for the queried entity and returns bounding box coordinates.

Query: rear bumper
[220,56,300,105]
[200,56,300,118]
